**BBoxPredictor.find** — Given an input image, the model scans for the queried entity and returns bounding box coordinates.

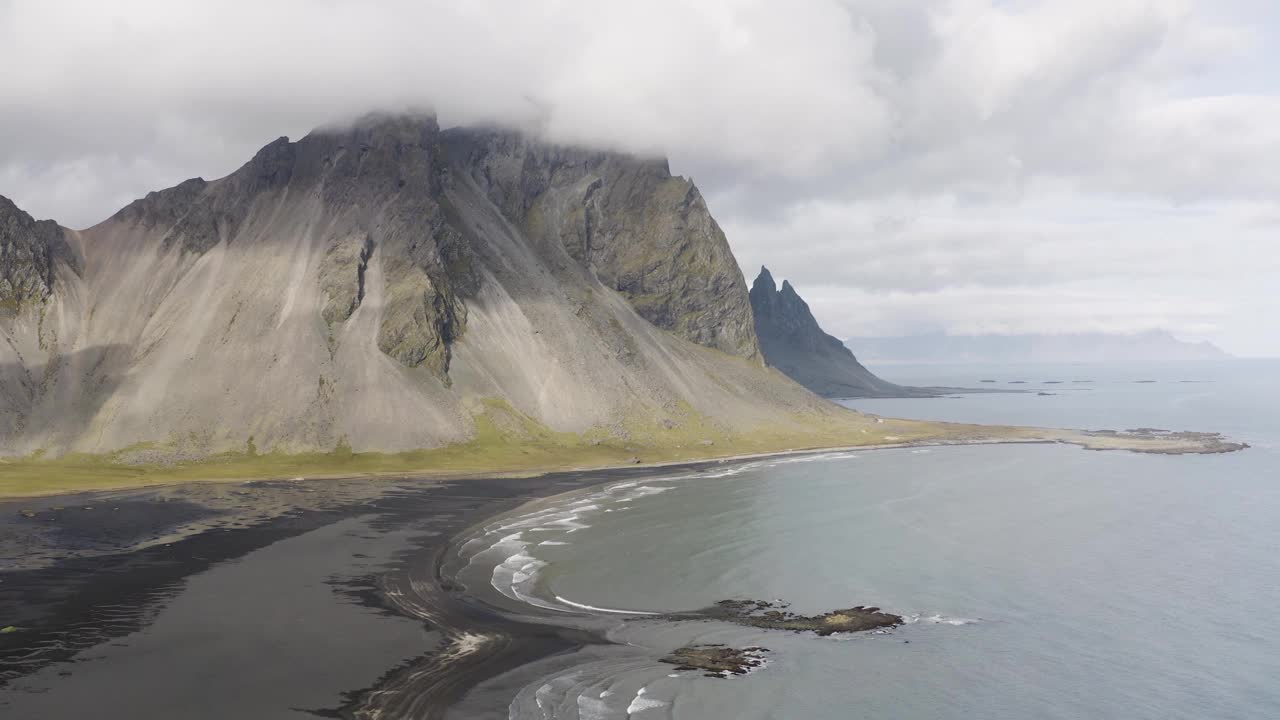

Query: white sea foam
[553,595,660,615]
[548,516,592,532]
[903,613,980,625]
[469,476,695,614]
[626,686,670,714]
[775,451,862,465]
[628,485,670,498]
[576,693,611,720]
[446,631,492,658]
[534,681,554,712]
[489,543,574,613]
[697,462,760,479]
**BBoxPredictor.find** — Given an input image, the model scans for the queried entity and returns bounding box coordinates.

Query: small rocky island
[699,599,903,635]
[661,645,769,678]
[660,599,903,677]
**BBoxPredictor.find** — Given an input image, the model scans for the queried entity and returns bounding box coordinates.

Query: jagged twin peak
[0,113,835,458]
[750,267,925,398]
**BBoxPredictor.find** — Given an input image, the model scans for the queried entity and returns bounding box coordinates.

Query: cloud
[0,0,899,219]
[799,283,1230,338]
[725,192,1280,291]
[1,0,1277,353]
[725,191,1279,354]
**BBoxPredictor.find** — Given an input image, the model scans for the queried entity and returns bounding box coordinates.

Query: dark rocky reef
[441,127,760,360]
[695,598,903,636]
[661,644,768,678]
[750,267,929,398]
[0,196,77,313]
[654,598,901,681]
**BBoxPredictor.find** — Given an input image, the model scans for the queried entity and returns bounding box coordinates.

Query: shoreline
[11,451,864,715]
[0,462,670,711]
[0,420,1248,501]
[0,435,1253,716]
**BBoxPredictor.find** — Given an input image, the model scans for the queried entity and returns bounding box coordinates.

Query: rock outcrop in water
[695,598,903,635]
[749,267,928,398]
[0,113,846,459]
[661,645,768,677]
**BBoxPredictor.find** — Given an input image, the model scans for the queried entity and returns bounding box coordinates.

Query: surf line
[553,595,661,616]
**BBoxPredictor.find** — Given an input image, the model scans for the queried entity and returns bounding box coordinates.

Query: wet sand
[0,462,749,718]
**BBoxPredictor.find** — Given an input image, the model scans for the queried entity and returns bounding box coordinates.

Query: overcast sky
[2,0,1277,355]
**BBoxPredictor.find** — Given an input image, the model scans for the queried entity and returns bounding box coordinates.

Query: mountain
[0,113,862,460]
[749,268,926,398]
[0,195,78,310]
[845,331,1232,364]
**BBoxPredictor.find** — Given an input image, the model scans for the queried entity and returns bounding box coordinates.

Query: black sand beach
[0,465,697,718]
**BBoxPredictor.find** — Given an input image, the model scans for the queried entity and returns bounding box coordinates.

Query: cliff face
[0,197,78,312]
[441,128,759,360]
[111,116,476,378]
[750,267,922,398]
[0,114,838,459]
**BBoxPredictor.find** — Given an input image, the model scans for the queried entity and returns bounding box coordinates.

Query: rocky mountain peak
[295,112,446,193]
[0,195,76,313]
[0,117,853,458]
[750,267,916,398]
[442,125,760,360]
[753,265,776,291]
[64,115,760,383]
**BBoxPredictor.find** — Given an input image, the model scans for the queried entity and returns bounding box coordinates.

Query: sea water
[468,360,1280,719]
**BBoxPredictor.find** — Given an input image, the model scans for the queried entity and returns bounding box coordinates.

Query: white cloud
[1,0,1277,354]
[799,283,1229,338]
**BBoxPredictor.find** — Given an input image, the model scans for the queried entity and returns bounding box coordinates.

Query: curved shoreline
[0,423,1248,501]
[337,490,624,719]
[0,461,714,711]
[0,437,1251,716]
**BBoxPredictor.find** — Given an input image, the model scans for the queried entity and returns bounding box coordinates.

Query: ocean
[455,360,1280,719]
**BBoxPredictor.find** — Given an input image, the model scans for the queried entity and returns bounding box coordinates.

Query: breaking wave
[902,613,981,626]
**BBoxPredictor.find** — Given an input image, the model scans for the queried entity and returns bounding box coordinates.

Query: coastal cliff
[749,267,927,398]
[0,114,1244,481]
[442,128,759,360]
[0,113,829,460]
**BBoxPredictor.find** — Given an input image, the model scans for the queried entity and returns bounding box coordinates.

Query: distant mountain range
[844,331,1231,364]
